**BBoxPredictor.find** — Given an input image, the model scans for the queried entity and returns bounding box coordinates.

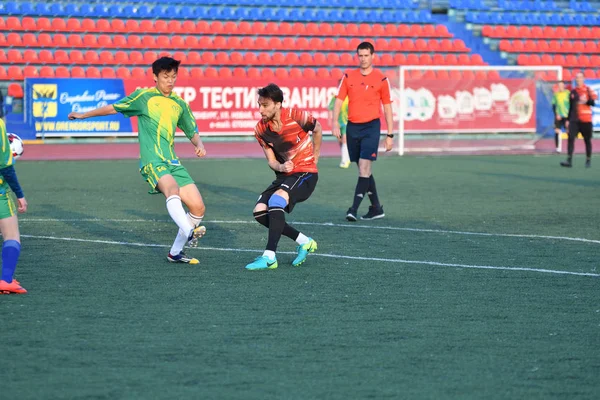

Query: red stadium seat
[492,25,507,38]
[303,68,316,79]
[215,52,229,65]
[422,24,436,37]
[125,20,140,33]
[579,55,591,68]
[204,67,218,78]
[331,23,345,35]
[23,49,38,63]
[380,54,393,66]
[7,33,22,46]
[54,49,69,64]
[187,51,201,64]
[55,66,70,78]
[167,20,182,34]
[562,41,574,53]
[232,67,246,78]
[155,35,170,48]
[299,53,314,66]
[213,36,228,49]
[445,54,458,65]
[50,18,66,32]
[432,53,445,65]
[23,66,38,78]
[437,24,451,37]
[196,21,210,34]
[127,35,142,48]
[223,21,237,35]
[185,36,198,49]
[39,66,55,78]
[0,66,6,80]
[316,68,330,79]
[553,55,566,66]
[401,39,415,51]
[97,34,112,48]
[79,18,95,32]
[237,21,252,35]
[71,66,85,78]
[110,19,125,33]
[227,37,241,50]
[116,67,131,79]
[268,37,283,50]
[131,67,146,79]
[314,53,326,66]
[275,68,289,79]
[86,67,101,78]
[215,67,230,79]
[414,39,427,52]
[326,53,341,66]
[278,22,293,36]
[393,53,406,65]
[22,17,36,31]
[572,41,585,53]
[5,17,20,31]
[289,68,302,78]
[68,34,83,47]
[7,49,23,64]
[52,33,68,47]
[210,21,224,35]
[68,50,83,64]
[142,35,156,49]
[66,18,82,32]
[230,51,243,65]
[542,26,555,39]
[244,67,258,79]
[406,54,418,64]
[35,33,51,47]
[565,55,578,67]
[285,53,300,65]
[202,52,216,64]
[272,52,285,65]
[38,49,54,64]
[516,54,529,65]
[437,70,450,80]
[481,25,493,37]
[296,37,310,50]
[189,67,202,79]
[419,54,432,65]
[95,19,110,32]
[340,53,354,65]
[36,17,51,31]
[261,68,275,79]
[84,50,100,64]
[99,50,115,65]
[143,51,158,64]
[410,25,423,37]
[291,22,305,35]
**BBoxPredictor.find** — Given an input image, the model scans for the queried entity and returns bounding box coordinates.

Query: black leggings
[567,121,593,159]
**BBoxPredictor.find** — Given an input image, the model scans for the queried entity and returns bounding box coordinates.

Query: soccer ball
[8,133,24,160]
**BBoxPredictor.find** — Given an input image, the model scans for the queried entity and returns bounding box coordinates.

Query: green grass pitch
[2,155,599,399]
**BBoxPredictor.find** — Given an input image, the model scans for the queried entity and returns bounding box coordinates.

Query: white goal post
[396,65,564,155]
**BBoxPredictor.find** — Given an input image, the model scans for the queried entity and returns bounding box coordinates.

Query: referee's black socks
[367,175,381,208]
[352,177,370,210]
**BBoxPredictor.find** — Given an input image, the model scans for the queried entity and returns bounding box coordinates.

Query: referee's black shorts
[346,119,381,162]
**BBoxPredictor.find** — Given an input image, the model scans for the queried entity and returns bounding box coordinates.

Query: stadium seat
[22,49,38,63]
[85,50,100,65]
[0,67,6,80]
[54,49,69,64]
[130,67,145,79]
[71,66,85,78]
[39,66,54,78]
[232,67,246,78]
[38,49,54,64]
[55,66,70,78]
[23,65,38,78]
[219,67,232,78]
[99,51,114,65]
[204,67,218,78]
[86,67,101,78]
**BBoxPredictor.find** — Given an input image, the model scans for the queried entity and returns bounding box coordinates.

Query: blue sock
[2,240,21,283]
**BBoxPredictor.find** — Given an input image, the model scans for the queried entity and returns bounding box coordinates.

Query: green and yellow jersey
[113,87,198,166]
[328,95,349,127]
[552,89,570,118]
[0,119,14,170]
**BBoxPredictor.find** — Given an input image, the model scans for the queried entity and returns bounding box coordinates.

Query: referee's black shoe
[346,208,358,222]
[361,205,385,220]
[560,160,572,168]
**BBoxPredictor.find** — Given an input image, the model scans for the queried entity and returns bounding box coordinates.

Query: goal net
[392,65,563,155]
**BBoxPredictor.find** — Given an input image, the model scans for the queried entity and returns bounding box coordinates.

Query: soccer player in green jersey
[0,119,28,294]
[68,57,207,264]
[328,93,350,168]
[552,81,570,153]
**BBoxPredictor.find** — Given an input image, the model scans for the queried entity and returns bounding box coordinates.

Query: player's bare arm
[190,133,206,158]
[332,98,343,139]
[262,146,293,173]
[383,103,394,152]
[68,105,117,120]
[312,121,323,164]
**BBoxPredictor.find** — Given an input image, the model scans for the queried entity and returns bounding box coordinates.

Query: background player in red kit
[561,72,597,168]
[245,83,323,271]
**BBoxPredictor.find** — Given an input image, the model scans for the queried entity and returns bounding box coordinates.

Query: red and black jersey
[254,108,318,175]
[568,85,597,123]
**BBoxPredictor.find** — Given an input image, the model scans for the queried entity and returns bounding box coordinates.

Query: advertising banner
[396,78,537,133]
[587,79,600,131]
[24,78,133,137]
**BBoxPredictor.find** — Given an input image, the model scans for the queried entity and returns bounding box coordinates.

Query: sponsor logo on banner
[392,79,537,133]
[25,78,132,137]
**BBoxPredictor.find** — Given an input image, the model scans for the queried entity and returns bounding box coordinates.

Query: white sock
[170,229,188,256]
[296,233,310,245]
[341,142,350,164]
[187,212,204,228]
[262,250,276,260]
[166,195,194,237]
[170,213,204,256]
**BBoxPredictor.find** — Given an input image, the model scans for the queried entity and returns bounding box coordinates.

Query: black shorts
[555,118,567,130]
[568,121,593,140]
[257,172,318,213]
[346,119,381,162]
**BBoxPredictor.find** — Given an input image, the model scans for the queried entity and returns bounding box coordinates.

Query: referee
[333,42,393,221]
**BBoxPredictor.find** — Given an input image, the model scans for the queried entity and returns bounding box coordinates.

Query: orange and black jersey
[254,108,318,175]
[568,85,597,123]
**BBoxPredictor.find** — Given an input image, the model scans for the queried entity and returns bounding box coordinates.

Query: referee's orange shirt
[336,68,392,123]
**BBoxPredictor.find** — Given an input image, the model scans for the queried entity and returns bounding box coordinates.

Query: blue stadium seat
[108,5,121,18]
[137,5,153,18]
[64,3,78,17]
[234,7,250,19]
[192,6,206,19]
[35,3,49,16]
[4,1,20,15]
[122,5,136,18]
[20,1,34,15]
[78,4,93,17]
[274,8,288,21]
[93,5,109,18]
[49,4,64,16]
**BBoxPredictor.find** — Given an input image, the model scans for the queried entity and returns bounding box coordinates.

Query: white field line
[19,218,600,245]
[20,233,600,278]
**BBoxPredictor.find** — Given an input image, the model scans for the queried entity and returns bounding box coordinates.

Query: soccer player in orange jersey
[245,84,322,271]
[561,72,597,168]
[333,42,394,221]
